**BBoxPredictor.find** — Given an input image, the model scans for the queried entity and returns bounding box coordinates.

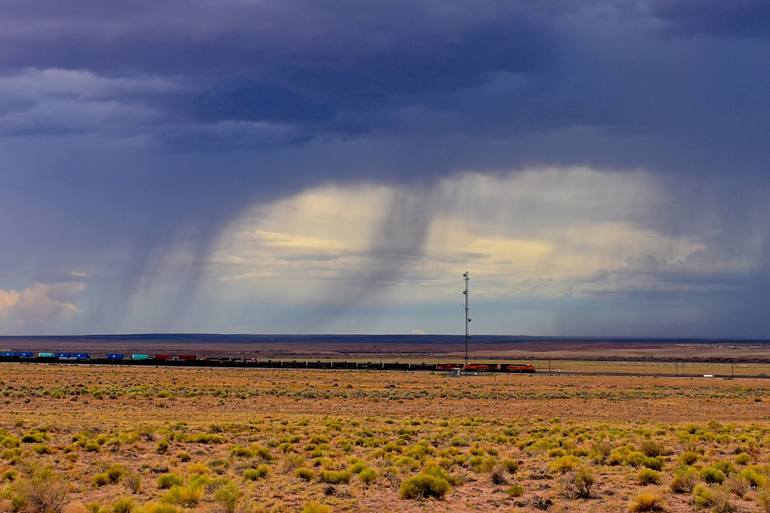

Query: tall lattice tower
[462,272,470,368]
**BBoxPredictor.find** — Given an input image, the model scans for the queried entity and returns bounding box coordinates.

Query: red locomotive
[435,362,536,373]
[500,363,536,373]
[464,363,493,372]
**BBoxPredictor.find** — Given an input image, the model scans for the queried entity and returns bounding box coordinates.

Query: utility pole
[463,272,470,369]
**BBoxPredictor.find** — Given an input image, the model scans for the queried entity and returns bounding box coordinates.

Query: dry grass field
[2,364,770,513]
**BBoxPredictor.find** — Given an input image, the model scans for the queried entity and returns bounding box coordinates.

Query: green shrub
[680,451,699,465]
[9,467,68,513]
[1,435,20,448]
[644,457,664,471]
[713,461,736,476]
[254,446,272,462]
[347,461,366,474]
[157,474,182,489]
[123,471,141,494]
[32,444,51,455]
[399,473,451,500]
[640,440,665,457]
[591,440,612,463]
[628,491,665,512]
[505,484,524,497]
[734,453,750,465]
[319,470,351,484]
[161,484,203,507]
[671,467,699,493]
[626,451,647,467]
[112,497,135,513]
[84,441,101,453]
[301,502,330,513]
[295,468,314,481]
[549,455,580,474]
[638,468,661,485]
[569,468,595,498]
[140,503,177,513]
[423,465,455,486]
[608,450,625,465]
[701,467,727,484]
[106,465,125,483]
[213,482,241,513]
[229,445,253,458]
[740,467,768,488]
[692,484,735,512]
[21,432,45,444]
[243,465,268,481]
[468,456,496,473]
[84,503,104,513]
[502,459,519,473]
[758,486,770,513]
[359,468,377,485]
[156,439,169,454]
[94,473,110,487]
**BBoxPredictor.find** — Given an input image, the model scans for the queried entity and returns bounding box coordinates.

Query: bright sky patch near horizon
[0,0,768,336]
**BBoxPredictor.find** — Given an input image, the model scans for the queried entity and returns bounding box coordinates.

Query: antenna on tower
[463,272,470,369]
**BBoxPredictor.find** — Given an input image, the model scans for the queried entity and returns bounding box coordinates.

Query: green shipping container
[38,352,55,358]
[131,353,151,360]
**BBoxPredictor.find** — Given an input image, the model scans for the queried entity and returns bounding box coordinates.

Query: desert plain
[1,362,770,513]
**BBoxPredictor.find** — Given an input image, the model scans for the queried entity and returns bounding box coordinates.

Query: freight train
[0,351,535,373]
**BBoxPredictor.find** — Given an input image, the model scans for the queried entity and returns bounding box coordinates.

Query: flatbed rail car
[0,353,535,373]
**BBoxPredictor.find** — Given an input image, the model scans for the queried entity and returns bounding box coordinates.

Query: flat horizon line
[1,333,769,343]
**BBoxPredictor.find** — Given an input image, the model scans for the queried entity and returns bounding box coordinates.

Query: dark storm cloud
[0,0,768,334]
[649,0,770,39]
[0,0,558,137]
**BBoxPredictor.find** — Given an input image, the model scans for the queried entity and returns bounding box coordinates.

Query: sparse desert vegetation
[1,364,770,512]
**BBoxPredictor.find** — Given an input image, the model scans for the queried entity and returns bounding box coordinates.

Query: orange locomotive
[435,362,535,373]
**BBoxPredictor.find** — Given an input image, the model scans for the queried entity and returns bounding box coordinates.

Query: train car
[56,352,90,360]
[383,362,410,370]
[409,362,435,371]
[106,353,125,360]
[153,354,196,362]
[38,352,55,358]
[436,363,462,371]
[464,363,493,372]
[131,353,152,360]
[501,363,536,373]
[2,351,43,359]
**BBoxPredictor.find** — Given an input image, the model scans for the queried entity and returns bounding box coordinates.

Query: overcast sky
[1,0,768,336]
